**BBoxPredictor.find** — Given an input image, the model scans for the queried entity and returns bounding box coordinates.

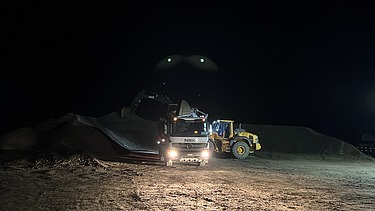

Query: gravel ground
[0,152,374,210]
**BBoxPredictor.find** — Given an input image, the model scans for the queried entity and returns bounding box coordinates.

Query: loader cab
[211,120,234,139]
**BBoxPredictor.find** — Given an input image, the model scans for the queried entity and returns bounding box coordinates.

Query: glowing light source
[167,149,178,158]
[200,58,205,63]
[157,139,165,145]
[167,57,172,62]
[201,150,210,158]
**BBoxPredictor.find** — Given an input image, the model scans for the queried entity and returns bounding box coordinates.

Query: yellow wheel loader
[209,120,261,159]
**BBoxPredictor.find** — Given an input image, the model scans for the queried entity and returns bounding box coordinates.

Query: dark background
[3,1,375,144]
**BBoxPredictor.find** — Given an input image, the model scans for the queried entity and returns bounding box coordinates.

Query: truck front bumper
[165,148,210,163]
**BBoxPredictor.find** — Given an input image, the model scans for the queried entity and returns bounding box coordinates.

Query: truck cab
[158,100,211,166]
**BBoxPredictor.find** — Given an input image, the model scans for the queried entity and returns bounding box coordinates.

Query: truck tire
[232,141,250,159]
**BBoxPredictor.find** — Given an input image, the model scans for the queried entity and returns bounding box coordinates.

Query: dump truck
[157,100,211,166]
[209,119,261,159]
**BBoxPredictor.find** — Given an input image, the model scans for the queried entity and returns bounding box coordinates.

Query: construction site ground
[1,151,374,211]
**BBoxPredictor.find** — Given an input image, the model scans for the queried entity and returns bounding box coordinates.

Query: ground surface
[1,152,374,211]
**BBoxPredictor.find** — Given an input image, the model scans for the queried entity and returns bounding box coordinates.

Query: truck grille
[172,143,207,149]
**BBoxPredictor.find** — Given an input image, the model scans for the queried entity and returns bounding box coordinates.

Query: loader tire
[232,141,250,159]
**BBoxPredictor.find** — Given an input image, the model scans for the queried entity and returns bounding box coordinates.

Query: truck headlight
[167,149,178,158]
[201,150,210,158]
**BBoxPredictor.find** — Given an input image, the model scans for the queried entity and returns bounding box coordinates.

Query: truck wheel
[165,159,173,166]
[232,141,250,159]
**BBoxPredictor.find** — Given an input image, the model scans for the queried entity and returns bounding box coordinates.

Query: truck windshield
[171,119,207,137]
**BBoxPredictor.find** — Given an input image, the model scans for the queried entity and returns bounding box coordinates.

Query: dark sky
[3,1,375,144]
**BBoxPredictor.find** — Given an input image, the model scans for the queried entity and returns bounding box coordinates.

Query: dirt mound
[243,124,371,160]
[0,111,158,163]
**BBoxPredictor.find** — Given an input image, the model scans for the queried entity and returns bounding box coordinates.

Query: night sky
[3,1,375,144]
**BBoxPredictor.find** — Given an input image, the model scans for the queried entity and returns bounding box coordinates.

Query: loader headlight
[201,150,210,158]
[167,149,178,158]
